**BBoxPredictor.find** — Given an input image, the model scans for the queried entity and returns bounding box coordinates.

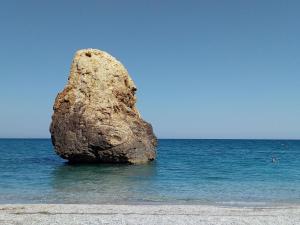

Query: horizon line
[0,137,299,141]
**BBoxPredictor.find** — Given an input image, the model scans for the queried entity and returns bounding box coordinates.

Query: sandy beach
[0,204,300,225]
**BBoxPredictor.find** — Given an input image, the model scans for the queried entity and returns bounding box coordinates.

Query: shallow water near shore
[0,139,300,206]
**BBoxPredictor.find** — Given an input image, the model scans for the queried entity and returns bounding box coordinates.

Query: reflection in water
[51,162,159,203]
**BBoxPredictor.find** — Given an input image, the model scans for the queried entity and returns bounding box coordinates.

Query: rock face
[50,49,157,164]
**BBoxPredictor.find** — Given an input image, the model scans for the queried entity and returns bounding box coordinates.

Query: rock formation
[50,49,157,164]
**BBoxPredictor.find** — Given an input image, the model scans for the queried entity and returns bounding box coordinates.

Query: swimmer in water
[272,157,278,163]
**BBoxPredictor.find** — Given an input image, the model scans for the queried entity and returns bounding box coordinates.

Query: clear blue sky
[0,0,299,139]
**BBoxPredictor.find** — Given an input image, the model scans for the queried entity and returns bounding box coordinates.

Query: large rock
[50,49,157,164]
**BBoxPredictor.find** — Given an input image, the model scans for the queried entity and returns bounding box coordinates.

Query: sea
[0,139,299,206]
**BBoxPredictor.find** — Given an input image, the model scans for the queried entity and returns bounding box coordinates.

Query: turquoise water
[0,139,300,205]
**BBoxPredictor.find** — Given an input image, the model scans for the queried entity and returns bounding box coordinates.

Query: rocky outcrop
[50,49,157,164]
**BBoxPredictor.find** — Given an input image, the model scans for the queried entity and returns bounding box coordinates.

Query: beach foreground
[0,204,300,225]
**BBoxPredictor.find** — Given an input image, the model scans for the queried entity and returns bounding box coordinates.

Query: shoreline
[1,200,299,207]
[1,204,300,225]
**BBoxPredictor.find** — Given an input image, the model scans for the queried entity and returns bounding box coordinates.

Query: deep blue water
[0,139,300,205]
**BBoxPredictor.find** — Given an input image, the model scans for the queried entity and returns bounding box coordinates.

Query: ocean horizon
[1,138,299,206]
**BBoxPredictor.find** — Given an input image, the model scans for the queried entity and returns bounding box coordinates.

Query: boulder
[50,49,157,164]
